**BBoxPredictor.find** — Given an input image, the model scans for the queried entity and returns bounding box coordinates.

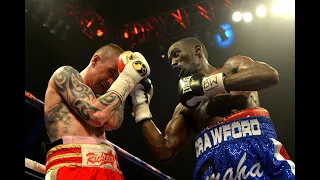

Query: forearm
[141,120,175,162]
[91,91,125,128]
[224,67,279,91]
[64,91,124,128]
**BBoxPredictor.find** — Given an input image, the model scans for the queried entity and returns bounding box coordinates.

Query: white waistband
[60,136,110,146]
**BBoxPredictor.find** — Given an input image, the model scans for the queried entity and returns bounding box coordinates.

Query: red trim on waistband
[280,146,291,160]
[46,157,82,171]
[219,107,270,125]
[46,147,81,160]
[46,147,82,172]
[201,108,270,133]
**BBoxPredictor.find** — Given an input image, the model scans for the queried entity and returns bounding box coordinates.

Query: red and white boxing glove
[108,51,151,102]
[129,78,153,123]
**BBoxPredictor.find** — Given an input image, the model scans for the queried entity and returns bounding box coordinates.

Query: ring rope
[25,170,45,180]
[25,90,175,180]
[25,157,46,174]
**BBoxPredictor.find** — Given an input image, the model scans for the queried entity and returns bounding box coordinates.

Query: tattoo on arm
[52,66,124,124]
[98,92,124,127]
[53,66,97,121]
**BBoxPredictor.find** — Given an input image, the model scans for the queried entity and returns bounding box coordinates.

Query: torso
[183,67,260,134]
[44,86,105,142]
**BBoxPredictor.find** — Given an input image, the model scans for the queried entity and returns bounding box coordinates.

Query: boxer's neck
[201,63,215,76]
[80,67,90,86]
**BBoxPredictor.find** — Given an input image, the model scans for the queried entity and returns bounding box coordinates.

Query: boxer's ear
[91,55,101,68]
[195,45,202,58]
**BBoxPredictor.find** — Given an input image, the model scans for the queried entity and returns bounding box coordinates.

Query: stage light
[96,29,103,36]
[124,32,129,39]
[243,12,253,22]
[256,5,267,17]
[232,11,242,22]
[215,23,234,49]
[271,4,281,15]
[271,0,295,16]
[86,21,92,28]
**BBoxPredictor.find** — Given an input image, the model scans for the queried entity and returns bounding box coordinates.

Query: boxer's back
[187,67,260,133]
[44,77,105,143]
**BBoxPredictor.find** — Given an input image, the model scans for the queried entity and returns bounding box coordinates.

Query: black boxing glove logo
[132,61,147,77]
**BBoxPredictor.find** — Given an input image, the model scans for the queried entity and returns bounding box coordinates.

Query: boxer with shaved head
[128,37,295,180]
[43,44,151,180]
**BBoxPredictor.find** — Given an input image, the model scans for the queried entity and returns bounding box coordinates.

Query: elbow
[90,111,124,130]
[88,111,111,127]
[86,119,104,127]
[158,156,172,163]
[103,118,123,131]
[154,148,175,163]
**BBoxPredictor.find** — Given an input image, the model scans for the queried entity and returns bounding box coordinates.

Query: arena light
[124,32,129,39]
[271,4,281,15]
[242,12,253,23]
[214,23,234,49]
[282,0,295,16]
[96,29,104,36]
[271,0,294,16]
[232,11,242,22]
[256,5,267,17]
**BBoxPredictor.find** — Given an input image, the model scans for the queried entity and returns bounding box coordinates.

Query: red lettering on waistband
[86,151,115,166]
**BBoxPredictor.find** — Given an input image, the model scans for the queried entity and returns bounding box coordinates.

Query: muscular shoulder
[50,66,82,82]
[224,55,254,68]
[52,66,79,76]
[49,66,83,89]
[223,55,269,73]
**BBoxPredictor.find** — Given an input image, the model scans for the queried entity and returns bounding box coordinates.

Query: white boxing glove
[129,78,153,123]
[108,51,151,102]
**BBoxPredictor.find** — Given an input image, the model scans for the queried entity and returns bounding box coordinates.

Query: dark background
[25,0,295,179]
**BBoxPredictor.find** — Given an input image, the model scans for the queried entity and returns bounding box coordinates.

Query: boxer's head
[168,37,209,78]
[85,43,124,95]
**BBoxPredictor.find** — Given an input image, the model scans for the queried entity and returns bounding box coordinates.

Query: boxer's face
[168,42,202,78]
[90,50,121,95]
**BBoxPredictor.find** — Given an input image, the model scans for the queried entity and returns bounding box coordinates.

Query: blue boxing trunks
[193,108,295,180]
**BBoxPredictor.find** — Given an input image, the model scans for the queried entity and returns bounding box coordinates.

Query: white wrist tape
[130,84,152,123]
[108,73,135,102]
[202,73,228,98]
[132,103,152,123]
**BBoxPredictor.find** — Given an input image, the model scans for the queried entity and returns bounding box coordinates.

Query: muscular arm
[223,55,279,91]
[49,66,124,128]
[140,103,191,163]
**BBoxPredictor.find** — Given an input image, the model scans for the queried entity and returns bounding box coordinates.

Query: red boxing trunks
[45,136,124,180]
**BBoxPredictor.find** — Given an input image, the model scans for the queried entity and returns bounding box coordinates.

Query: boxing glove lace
[179,73,228,109]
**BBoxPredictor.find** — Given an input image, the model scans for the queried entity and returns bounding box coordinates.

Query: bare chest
[189,91,259,133]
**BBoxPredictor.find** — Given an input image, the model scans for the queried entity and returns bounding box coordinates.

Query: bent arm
[223,55,280,91]
[50,66,124,128]
[140,103,190,162]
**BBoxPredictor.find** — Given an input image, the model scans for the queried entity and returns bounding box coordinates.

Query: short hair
[105,43,124,53]
[177,37,208,59]
[94,43,124,56]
